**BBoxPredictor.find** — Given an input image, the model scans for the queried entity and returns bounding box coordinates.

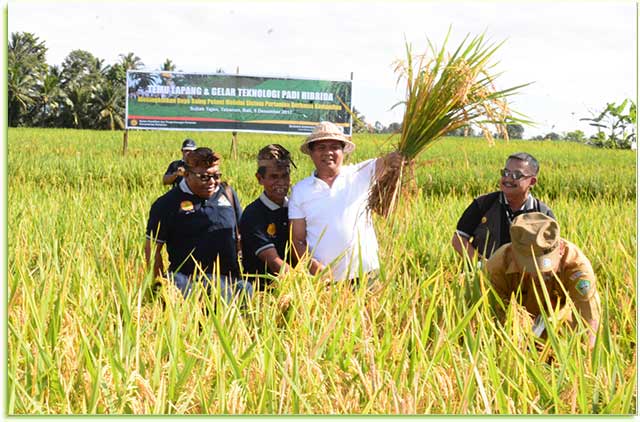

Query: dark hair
[507,152,539,175]
[185,147,221,169]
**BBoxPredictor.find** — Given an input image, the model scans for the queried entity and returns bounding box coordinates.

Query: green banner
[126,71,352,135]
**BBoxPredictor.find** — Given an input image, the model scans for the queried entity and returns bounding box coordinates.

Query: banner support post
[122,129,129,156]
[229,66,240,160]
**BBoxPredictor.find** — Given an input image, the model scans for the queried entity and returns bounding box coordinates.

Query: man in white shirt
[288,121,402,282]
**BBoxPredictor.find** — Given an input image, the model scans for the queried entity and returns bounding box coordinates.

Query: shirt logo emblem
[180,200,194,212]
[576,279,591,296]
[266,223,277,237]
[481,216,488,224]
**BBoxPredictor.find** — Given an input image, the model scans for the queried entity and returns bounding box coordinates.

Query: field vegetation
[7,128,636,414]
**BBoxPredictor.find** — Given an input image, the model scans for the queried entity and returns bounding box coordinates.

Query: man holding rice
[485,212,600,347]
[289,121,403,284]
[452,152,555,263]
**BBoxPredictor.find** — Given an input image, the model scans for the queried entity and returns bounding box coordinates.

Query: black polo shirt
[456,191,556,248]
[239,193,290,286]
[146,179,242,276]
[165,159,186,188]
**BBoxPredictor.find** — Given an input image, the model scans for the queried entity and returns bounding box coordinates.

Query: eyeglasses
[191,171,222,182]
[500,168,532,180]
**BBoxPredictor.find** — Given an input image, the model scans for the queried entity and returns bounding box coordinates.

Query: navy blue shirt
[146,180,242,276]
[239,193,290,287]
[165,159,186,188]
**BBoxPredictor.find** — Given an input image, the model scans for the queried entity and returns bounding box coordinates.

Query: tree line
[8,32,176,129]
[8,31,636,149]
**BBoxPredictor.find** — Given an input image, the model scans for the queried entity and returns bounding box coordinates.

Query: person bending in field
[289,121,403,285]
[239,144,297,290]
[163,138,197,188]
[145,147,252,300]
[452,152,556,264]
[486,212,600,348]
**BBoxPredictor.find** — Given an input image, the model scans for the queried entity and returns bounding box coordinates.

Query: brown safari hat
[510,212,562,273]
[300,121,355,155]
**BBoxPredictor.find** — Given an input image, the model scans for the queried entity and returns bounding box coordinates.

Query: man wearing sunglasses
[452,152,556,263]
[145,147,252,301]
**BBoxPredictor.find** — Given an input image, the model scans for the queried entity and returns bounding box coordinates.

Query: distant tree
[386,122,402,133]
[60,49,105,90]
[161,59,176,71]
[374,121,384,133]
[446,127,465,137]
[8,32,48,126]
[33,66,66,127]
[580,99,636,149]
[506,123,524,139]
[544,132,560,141]
[564,130,586,143]
[351,107,369,133]
[91,84,125,130]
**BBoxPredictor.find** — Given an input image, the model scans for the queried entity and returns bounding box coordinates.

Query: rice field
[7,127,637,414]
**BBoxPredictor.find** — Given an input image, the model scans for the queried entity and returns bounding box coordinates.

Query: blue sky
[6,1,638,137]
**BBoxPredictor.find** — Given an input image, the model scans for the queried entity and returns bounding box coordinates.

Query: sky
[5,1,638,138]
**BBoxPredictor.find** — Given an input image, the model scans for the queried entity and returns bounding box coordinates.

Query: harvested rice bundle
[370,31,530,217]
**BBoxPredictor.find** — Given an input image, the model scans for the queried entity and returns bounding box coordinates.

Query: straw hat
[510,212,562,273]
[300,121,355,155]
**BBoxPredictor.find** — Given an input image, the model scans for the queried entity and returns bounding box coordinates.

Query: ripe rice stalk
[370,30,531,217]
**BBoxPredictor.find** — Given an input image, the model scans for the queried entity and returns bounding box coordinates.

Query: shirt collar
[179,178,193,194]
[500,191,533,211]
[179,179,220,197]
[259,192,288,210]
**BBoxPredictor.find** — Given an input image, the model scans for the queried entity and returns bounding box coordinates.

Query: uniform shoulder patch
[575,279,591,296]
[569,271,585,281]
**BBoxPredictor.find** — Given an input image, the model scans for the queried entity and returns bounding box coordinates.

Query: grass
[7,127,637,414]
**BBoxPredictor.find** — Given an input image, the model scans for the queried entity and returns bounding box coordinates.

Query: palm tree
[8,32,48,126]
[91,84,125,130]
[34,66,67,127]
[161,58,176,71]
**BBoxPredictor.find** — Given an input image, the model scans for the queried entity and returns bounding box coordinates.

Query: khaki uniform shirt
[486,239,600,324]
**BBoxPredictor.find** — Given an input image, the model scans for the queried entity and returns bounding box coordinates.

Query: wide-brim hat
[300,121,355,155]
[510,212,562,273]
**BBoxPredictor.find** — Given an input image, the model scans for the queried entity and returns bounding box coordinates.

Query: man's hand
[176,166,186,177]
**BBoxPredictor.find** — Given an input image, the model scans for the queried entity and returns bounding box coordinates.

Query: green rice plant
[6,128,636,414]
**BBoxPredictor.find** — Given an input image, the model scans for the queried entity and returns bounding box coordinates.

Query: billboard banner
[125,71,352,135]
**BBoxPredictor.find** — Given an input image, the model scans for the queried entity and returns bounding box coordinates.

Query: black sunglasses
[500,168,532,180]
[190,171,222,182]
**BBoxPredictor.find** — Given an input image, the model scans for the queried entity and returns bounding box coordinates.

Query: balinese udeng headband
[257,144,297,169]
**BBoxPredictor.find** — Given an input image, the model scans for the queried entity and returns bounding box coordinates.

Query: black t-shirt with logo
[239,195,289,287]
[146,184,242,276]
